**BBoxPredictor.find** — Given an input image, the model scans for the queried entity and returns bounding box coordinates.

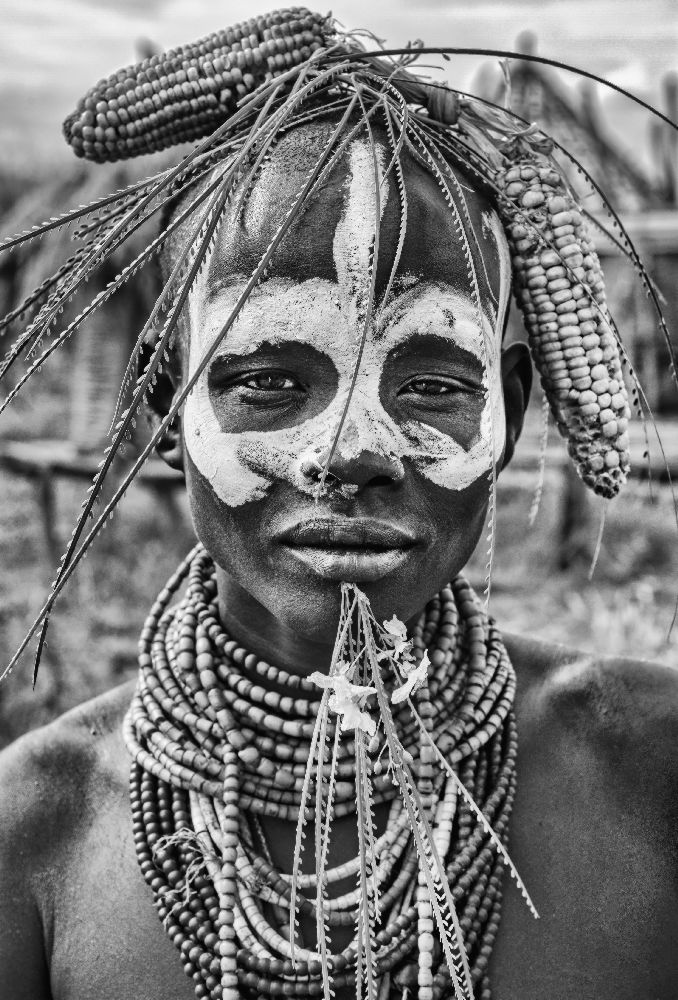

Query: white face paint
[183,140,510,507]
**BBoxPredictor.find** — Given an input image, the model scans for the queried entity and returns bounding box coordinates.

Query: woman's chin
[259,570,426,646]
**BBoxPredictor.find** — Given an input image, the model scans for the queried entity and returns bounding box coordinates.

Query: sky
[0,0,675,171]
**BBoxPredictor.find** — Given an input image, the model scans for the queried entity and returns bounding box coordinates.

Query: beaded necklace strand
[124,545,518,1000]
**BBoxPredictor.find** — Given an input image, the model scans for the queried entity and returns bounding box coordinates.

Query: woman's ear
[500,341,533,470]
[140,341,184,472]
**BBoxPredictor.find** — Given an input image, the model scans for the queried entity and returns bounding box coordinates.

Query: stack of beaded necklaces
[124,544,523,1000]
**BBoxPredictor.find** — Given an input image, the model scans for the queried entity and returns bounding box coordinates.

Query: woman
[0,9,676,1000]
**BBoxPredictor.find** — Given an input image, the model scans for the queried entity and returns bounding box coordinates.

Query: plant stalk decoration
[288,583,536,1000]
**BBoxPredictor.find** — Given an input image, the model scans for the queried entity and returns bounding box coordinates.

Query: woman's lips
[282,545,414,583]
[277,518,418,582]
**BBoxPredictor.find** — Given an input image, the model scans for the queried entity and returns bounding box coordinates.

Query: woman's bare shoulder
[505,629,678,722]
[0,679,136,858]
[0,681,137,998]
[505,630,678,817]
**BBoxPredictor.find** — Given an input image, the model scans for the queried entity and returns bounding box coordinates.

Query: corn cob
[497,140,631,498]
[63,8,331,163]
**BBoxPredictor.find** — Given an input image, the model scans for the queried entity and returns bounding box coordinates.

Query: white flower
[333,697,376,736]
[383,615,407,640]
[309,665,377,735]
[308,661,349,690]
[382,615,412,660]
[392,650,430,704]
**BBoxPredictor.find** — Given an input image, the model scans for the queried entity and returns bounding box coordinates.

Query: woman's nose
[300,447,404,491]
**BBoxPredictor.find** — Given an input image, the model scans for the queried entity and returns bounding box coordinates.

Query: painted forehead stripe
[205,130,507,312]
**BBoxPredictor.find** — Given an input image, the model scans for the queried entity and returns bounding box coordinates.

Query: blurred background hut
[0,6,677,748]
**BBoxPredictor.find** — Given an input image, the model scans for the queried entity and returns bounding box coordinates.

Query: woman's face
[176,128,520,640]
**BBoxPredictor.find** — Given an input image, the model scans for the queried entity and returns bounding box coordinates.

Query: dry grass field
[1,421,676,751]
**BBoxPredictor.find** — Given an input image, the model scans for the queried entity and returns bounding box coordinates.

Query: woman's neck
[215,565,336,678]
[214,565,429,688]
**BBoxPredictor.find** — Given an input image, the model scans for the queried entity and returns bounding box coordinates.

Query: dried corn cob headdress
[1,7,677,678]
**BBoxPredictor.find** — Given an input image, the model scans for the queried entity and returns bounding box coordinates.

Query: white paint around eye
[183,138,509,507]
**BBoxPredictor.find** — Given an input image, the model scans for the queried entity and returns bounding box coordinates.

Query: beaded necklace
[124,544,521,1000]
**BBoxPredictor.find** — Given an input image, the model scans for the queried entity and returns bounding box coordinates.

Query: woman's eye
[405,377,470,397]
[240,372,299,391]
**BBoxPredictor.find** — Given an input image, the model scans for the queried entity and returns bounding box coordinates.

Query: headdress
[1,8,676,680]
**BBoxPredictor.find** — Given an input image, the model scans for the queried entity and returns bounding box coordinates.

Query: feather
[0,176,221,418]
[289,692,325,961]
[0,174,158,255]
[7,84,370,683]
[318,722,341,999]
[107,170,227,431]
[11,177,232,683]
[4,111,270,371]
[349,587,474,1000]
[528,390,550,528]
[588,500,608,581]
[410,706,538,921]
[376,100,409,317]
[0,246,89,335]
[355,728,378,1000]
[406,122,498,604]
[313,682,332,990]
